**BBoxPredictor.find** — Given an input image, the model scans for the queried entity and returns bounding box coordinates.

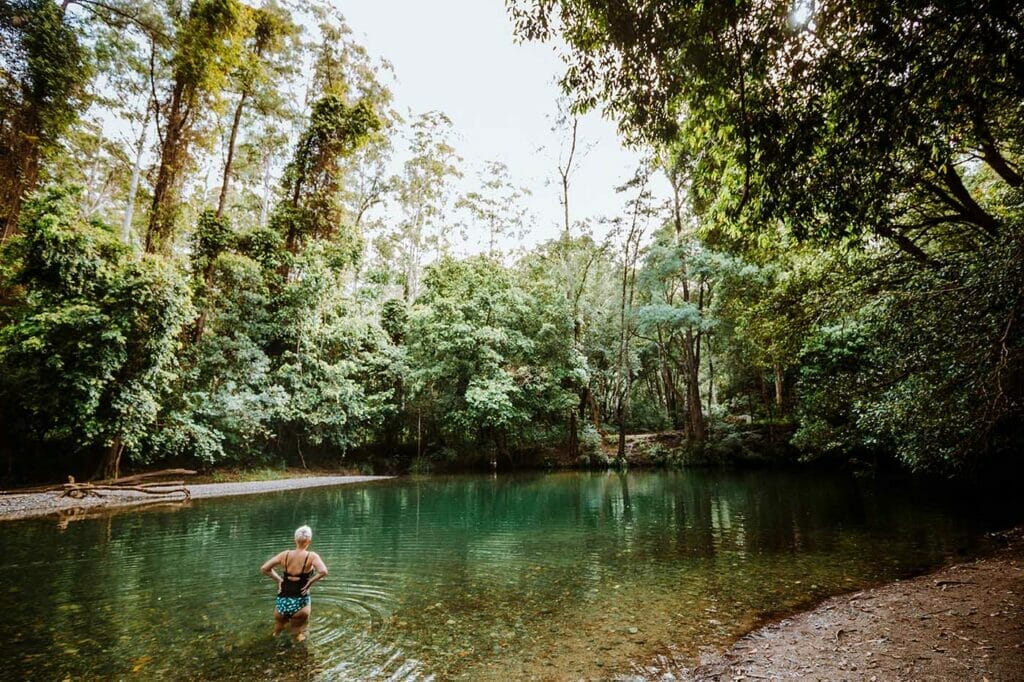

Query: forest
[0,0,1021,483]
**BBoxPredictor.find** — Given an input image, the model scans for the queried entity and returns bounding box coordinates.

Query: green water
[0,470,1014,680]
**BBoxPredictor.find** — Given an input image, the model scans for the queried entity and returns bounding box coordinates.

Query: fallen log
[93,469,197,486]
[2,469,197,495]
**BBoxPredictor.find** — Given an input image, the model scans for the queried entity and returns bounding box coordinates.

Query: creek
[0,470,1015,680]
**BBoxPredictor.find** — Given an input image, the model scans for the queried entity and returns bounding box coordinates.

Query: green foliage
[407,256,579,457]
[796,233,1024,473]
[512,1,1022,251]
[193,209,235,272]
[0,0,91,231]
[173,0,244,96]
[0,187,190,475]
[274,96,381,258]
[512,0,1024,475]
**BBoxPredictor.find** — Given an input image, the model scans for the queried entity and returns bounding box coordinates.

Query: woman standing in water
[261,525,329,641]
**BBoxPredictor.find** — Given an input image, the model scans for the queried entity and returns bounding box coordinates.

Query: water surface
[0,470,1014,680]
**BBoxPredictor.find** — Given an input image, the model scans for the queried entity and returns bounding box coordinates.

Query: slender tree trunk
[774,363,784,409]
[122,113,149,246]
[682,333,705,441]
[680,277,706,442]
[707,332,714,436]
[559,116,581,459]
[259,149,273,228]
[585,388,601,429]
[217,91,248,218]
[568,410,579,460]
[82,130,105,217]
[617,401,627,461]
[617,234,631,461]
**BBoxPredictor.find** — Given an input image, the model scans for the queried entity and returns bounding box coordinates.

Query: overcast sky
[338,0,666,252]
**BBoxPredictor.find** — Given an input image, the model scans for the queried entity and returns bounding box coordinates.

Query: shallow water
[0,470,1015,680]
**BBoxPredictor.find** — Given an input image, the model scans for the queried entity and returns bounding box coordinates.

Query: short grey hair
[294,525,313,542]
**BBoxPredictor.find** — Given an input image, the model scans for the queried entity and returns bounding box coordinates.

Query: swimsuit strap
[284,550,311,577]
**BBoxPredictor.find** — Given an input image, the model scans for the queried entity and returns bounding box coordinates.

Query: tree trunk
[617,400,627,462]
[774,363,784,409]
[95,437,125,481]
[585,387,601,429]
[682,330,705,441]
[145,82,187,254]
[568,409,579,460]
[0,132,40,243]
[707,333,715,437]
[122,113,149,246]
[216,90,248,218]
[259,149,273,228]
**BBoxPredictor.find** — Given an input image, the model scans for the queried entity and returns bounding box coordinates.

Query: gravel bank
[635,526,1024,681]
[0,475,393,522]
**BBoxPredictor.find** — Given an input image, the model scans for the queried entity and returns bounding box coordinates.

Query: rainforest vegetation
[0,0,1020,482]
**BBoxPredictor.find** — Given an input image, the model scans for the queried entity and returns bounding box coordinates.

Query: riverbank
[633,526,1024,681]
[0,474,393,522]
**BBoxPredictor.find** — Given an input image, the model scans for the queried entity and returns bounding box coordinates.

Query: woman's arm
[301,552,329,595]
[260,551,285,588]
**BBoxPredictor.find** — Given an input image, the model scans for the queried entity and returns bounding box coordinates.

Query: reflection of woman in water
[261,525,329,641]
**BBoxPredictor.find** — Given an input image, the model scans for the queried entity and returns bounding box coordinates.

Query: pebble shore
[0,475,392,522]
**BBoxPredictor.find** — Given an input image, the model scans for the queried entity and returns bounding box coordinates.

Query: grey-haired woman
[260,525,328,640]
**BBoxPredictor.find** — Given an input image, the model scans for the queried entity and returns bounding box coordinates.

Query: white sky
[337,0,667,252]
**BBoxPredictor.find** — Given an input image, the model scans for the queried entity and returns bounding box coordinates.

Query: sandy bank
[0,475,393,522]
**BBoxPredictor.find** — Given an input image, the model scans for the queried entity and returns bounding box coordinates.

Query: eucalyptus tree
[611,166,656,457]
[215,2,300,219]
[547,105,593,457]
[455,160,531,257]
[385,112,463,302]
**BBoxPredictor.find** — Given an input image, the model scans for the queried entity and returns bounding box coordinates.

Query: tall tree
[271,95,381,264]
[215,3,298,219]
[612,166,654,458]
[385,112,462,302]
[0,0,90,241]
[456,160,531,257]
[145,0,244,254]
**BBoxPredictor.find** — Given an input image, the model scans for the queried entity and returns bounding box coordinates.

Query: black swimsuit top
[279,551,313,598]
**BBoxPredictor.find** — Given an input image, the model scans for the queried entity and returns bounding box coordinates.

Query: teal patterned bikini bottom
[275,595,310,618]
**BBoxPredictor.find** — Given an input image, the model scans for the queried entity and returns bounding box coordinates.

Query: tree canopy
[0,0,1019,481]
